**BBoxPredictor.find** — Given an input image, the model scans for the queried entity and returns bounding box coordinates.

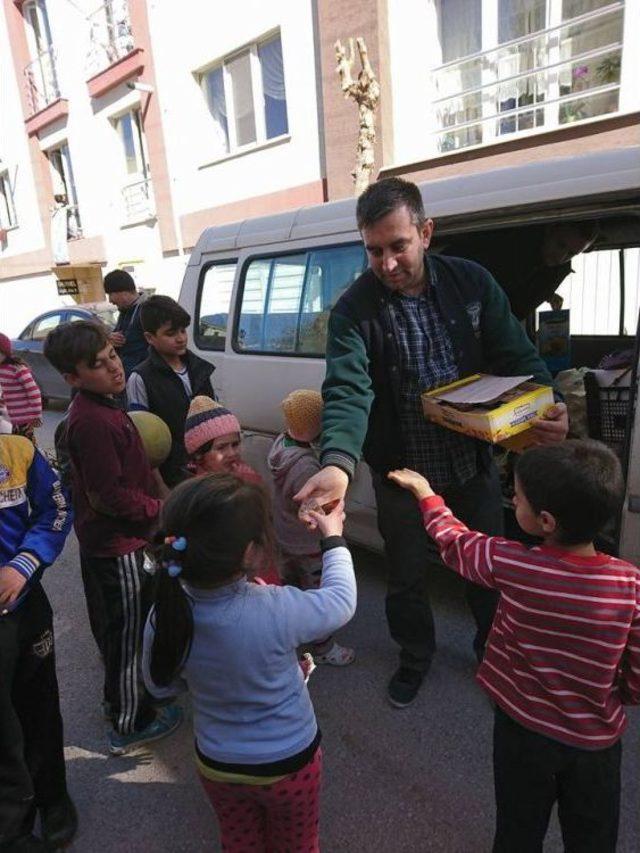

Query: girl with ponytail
[142,473,356,852]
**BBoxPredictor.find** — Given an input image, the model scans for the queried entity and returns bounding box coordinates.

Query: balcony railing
[430,1,625,154]
[85,0,135,78]
[122,178,155,223]
[24,45,61,116]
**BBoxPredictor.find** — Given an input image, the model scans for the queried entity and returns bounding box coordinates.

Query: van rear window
[234,243,366,355]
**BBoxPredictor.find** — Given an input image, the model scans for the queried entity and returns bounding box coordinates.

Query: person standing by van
[103,270,148,378]
[296,177,569,709]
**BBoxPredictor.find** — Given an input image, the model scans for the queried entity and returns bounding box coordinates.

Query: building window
[23,0,60,114]
[431,0,626,154]
[47,143,82,238]
[201,32,289,158]
[114,109,154,222]
[0,172,17,230]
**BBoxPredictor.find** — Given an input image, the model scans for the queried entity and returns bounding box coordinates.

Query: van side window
[195,261,237,351]
[235,243,366,355]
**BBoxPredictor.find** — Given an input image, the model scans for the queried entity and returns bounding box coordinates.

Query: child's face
[146,322,188,359]
[198,432,242,474]
[66,343,125,396]
[512,477,543,538]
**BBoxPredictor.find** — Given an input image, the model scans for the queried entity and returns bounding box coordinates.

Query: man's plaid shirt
[391,285,478,492]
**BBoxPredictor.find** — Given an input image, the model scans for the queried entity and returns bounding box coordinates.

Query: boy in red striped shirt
[389,439,639,853]
[0,334,42,443]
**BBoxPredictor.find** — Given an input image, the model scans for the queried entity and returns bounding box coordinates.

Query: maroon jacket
[67,391,161,557]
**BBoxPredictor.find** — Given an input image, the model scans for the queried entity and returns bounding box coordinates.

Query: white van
[179,147,640,562]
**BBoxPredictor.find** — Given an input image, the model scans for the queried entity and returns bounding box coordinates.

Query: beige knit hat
[281,390,323,443]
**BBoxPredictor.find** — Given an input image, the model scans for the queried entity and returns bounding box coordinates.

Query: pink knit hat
[184,396,241,455]
[0,334,12,358]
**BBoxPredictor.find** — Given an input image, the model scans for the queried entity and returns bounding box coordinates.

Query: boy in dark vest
[126,296,216,488]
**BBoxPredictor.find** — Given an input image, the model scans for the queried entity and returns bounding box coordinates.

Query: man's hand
[530,402,569,445]
[0,565,27,607]
[110,331,126,348]
[387,469,435,501]
[294,466,349,530]
[305,499,346,539]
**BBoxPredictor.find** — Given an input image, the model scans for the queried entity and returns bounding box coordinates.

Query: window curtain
[259,37,286,100]
[205,67,229,155]
[259,36,288,138]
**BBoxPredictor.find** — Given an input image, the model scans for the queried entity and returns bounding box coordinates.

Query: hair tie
[165,535,187,552]
[167,562,182,578]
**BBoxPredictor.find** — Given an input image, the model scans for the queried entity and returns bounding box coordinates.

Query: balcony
[85,1,144,98]
[430,1,625,155]
[122,178,155,225]
[23,44,70,137]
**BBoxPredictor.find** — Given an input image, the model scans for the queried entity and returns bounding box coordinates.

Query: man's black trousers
[493,707,620,853]
[373,464,502,672]
[0,583,67,846]
[79,549,155,734]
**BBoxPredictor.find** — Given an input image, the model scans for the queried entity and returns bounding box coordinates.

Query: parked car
[12,303,117,403]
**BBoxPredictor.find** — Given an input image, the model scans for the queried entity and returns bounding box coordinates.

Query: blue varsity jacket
[0,435,72,615]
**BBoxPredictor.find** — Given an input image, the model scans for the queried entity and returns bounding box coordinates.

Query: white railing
[85,0,135,78]
[24,45,60,116]
[430,1,625,153]
[122,178,155,223]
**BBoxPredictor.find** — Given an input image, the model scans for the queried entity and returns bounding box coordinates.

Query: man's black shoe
[40,793,78,849]
[387,667,424,708]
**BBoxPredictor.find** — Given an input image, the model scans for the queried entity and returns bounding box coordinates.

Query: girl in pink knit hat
[0,334,42,444]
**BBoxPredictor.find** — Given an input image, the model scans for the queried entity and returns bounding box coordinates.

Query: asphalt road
[35,408,639,852]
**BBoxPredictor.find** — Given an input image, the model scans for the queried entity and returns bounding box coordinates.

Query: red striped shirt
[0,363,42,425]
[420,495,640,750]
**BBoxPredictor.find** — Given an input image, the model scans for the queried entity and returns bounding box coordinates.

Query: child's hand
[305,499,345,539]
[0,565,27,607]
[387,469,435,500]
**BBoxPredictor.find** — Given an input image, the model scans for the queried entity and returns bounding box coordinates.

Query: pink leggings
[199,748,322,852]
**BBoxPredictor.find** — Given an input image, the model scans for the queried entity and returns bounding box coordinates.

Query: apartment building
[1,0,638,336]
[0,0,325,334]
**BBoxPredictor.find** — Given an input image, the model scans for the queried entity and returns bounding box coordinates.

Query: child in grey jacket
[268,389,355,666]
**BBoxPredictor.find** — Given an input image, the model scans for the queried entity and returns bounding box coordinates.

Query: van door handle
[627,495,640,514]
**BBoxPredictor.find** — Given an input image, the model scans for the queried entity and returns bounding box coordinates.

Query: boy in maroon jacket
[44,321,182,755]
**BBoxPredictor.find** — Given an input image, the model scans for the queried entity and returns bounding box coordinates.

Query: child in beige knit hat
[268,390,355,666]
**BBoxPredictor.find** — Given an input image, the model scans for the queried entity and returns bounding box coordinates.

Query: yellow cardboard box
[421,374,554,451]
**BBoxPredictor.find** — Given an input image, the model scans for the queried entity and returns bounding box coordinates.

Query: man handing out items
[296,178,568,708]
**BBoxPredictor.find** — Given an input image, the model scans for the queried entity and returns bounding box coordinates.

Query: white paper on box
[432,375,534,406]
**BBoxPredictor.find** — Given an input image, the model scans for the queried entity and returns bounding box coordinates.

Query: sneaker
[387,667,424,708]
[313,642,355,666]
[108,704,183,755]
[40,792,78,848]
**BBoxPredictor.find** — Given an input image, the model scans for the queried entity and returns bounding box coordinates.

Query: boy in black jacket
[126,296,216,488]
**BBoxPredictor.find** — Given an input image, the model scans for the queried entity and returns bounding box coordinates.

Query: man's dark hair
[515,439,624,545]
[140,295,191,335]
[103,269,136,294]
[356,177,426,231]
[44,320,110,375]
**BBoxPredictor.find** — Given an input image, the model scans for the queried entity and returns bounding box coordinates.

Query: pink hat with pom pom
[184,396,240,455]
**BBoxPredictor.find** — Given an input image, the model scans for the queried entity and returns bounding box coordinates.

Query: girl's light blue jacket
[143,543,356,765]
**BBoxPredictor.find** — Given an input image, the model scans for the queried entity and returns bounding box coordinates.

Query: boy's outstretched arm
[617,596,640,705]
[388,469,500,589]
